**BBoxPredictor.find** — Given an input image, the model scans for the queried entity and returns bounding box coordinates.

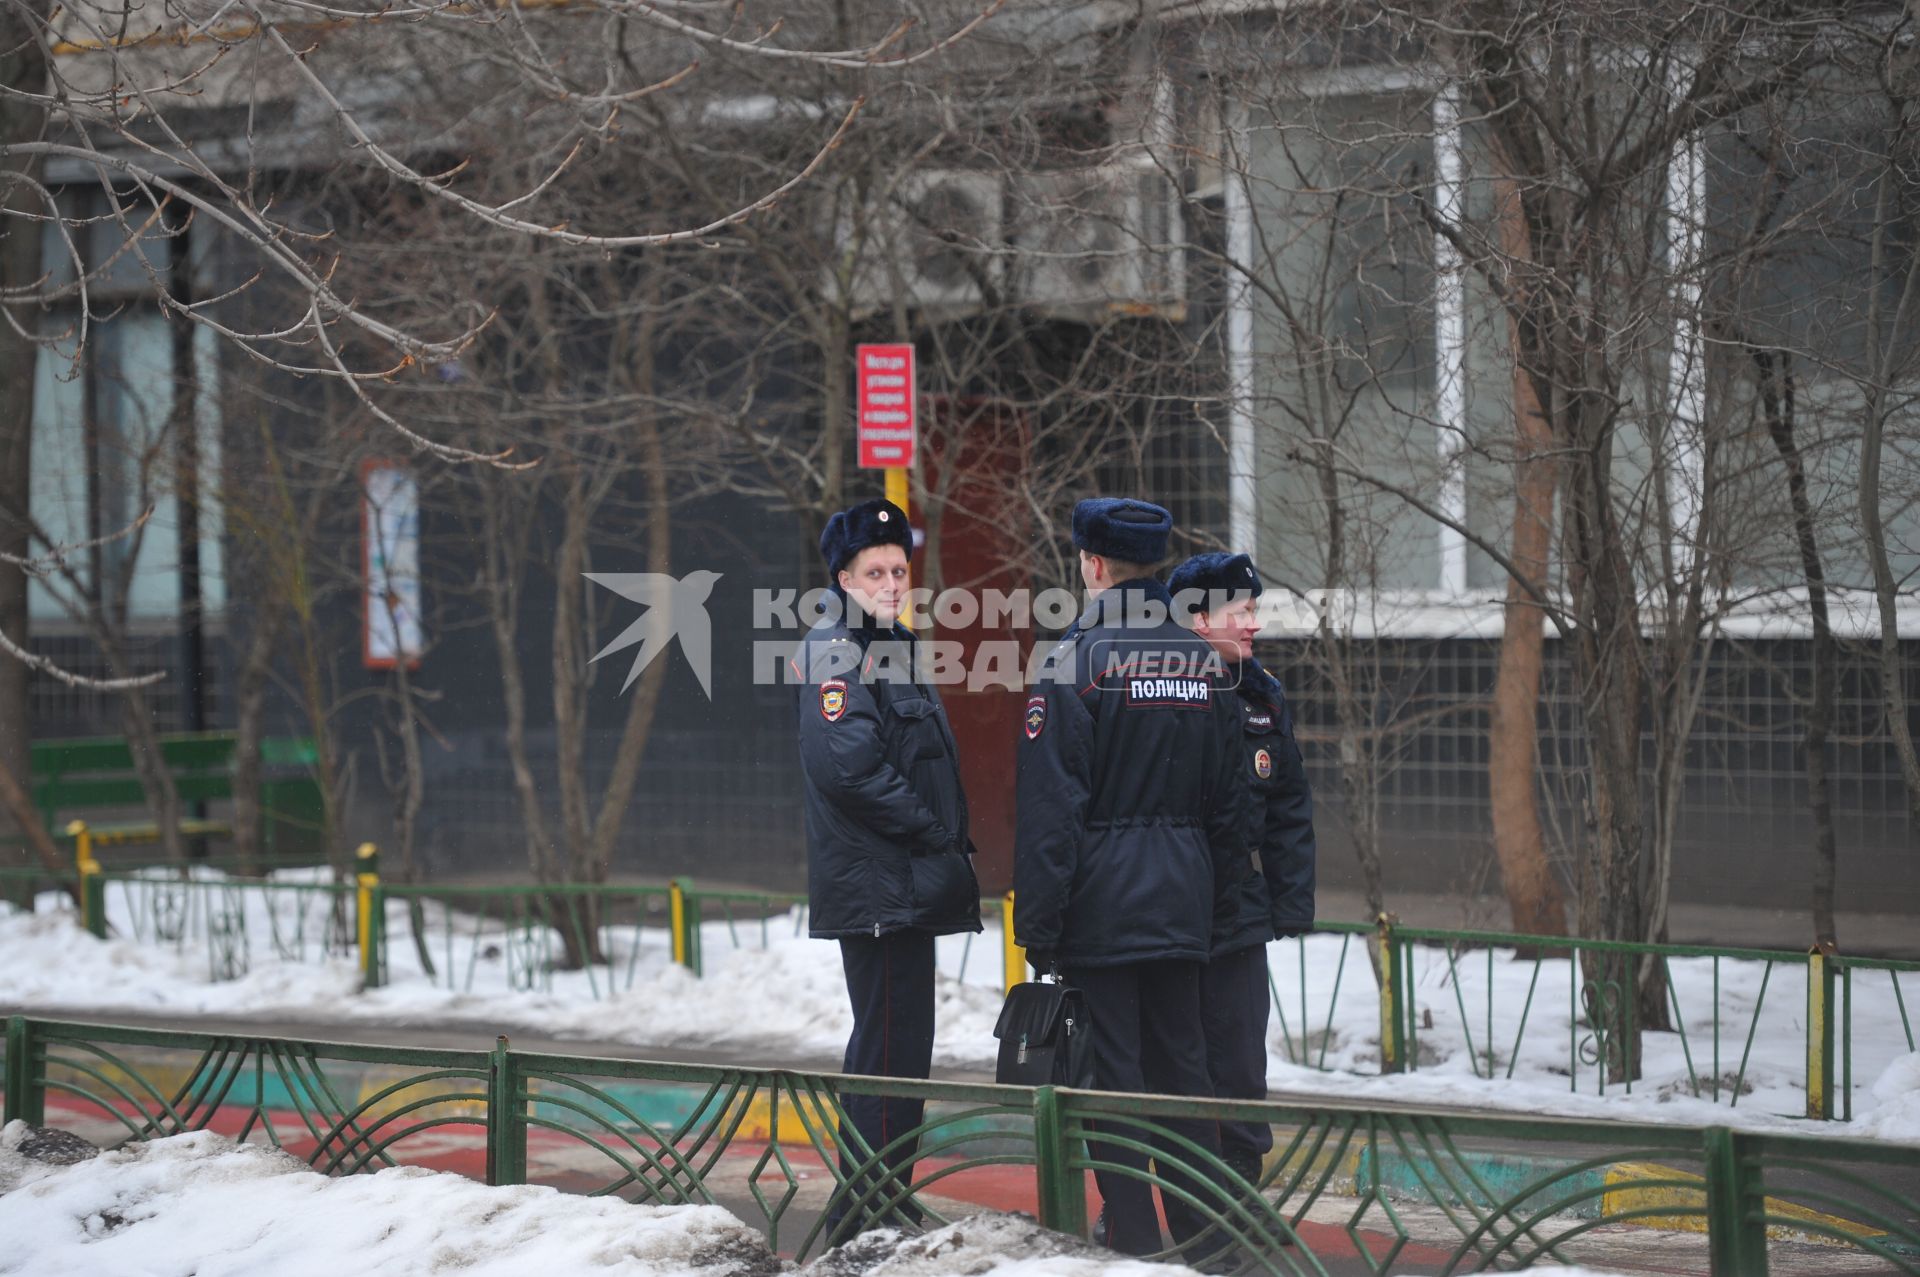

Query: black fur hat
[1168,551,1264,619]
[1071,497,1173,565]
[820,498,914,576]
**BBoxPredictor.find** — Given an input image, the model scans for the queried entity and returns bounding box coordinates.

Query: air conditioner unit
[831,170,1004,316]
[1009,163,1185,315]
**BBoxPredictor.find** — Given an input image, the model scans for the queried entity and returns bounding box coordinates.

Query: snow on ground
[0,1123,1661,1277]
[0,1124,1211,1277]
[0,1122,777,1277]
[3,873,1919,1143]
[1852,1051,1920,1142]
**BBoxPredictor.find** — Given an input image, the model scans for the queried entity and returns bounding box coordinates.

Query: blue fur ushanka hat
[820,498,913,576]
[1071,497,1173,564]
[1168,552,1264,618]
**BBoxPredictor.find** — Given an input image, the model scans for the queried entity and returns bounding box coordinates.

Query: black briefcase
[993,977,1094,1088]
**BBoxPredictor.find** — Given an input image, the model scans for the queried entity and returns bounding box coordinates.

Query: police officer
[1170,552,1317,1190]
[795,497,982,1242]
[1014,498,1250,1257]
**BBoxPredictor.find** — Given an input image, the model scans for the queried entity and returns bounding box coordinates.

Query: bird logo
[585,570,723,699]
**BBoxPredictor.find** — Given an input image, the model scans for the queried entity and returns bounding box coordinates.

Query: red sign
[856,343,915,468]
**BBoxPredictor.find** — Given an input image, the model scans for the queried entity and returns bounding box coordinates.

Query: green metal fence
[3,1015,1915,1275]
[12,864,1918,1123]
[69,870,945,995]
[1261,918,1920,1122]
[107,870,357,981]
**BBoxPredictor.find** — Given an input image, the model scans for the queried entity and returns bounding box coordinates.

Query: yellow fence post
[669,878,702,974]
[1002,893,1025,992]
[1377,912,1405,1074]
[67,820,104,938]
[1807,941,1836,1120]
[355,843,383,989]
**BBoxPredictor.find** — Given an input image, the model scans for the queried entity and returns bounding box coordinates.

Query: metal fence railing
[4,1015,1915,1275]
[14,829,1919,1124]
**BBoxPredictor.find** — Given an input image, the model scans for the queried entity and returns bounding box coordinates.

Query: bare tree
[2,0,1011,900]
[1853,32,1920,834]
[0,0,49,880]
[1190,0,1871,1078]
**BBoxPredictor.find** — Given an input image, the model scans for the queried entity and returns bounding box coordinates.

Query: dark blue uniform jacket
[794,608,982,940]
[1212,657,1317,957]
[1012,577,1251,967]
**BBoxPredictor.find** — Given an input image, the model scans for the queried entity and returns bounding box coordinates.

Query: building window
[29,188,224,628]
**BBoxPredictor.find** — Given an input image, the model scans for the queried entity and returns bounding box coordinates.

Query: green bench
[29,732,326,861]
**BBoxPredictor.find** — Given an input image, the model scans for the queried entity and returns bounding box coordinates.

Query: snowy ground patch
[0,1122,780,1277]
[0,1125,1210,1277]
[4,877,1919,1141]
[1851,1052,1920,1143]
[2,1124,1669,1277]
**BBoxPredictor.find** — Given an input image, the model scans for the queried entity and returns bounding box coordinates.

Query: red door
[922,400,1030,893]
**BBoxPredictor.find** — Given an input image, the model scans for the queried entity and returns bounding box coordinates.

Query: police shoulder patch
[1253,747,1274,780]
[820,679,849,723]
[1024,694,1047,740]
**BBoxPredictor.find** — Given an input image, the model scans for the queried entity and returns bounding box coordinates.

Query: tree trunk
[0,753,78,904]
[386,639,436,976]
[229,594,281,874]
[1564,386,1648,1083]
[1755,350,1838,944]
[822,306,850,516]
[1487,176,1568,940]
[0,2,50,888]
[479,473,556,880]
[582,292,672,881]
[1310,436,1386,921]
[264,439,345,877]
[551,461,593,877]
[120,688,186,864]
[1858,104,1920,835]
[547,460,606,970]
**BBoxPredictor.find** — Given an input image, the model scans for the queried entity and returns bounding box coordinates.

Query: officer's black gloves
[1273,925,1311,941]
[1026,950,1056,978]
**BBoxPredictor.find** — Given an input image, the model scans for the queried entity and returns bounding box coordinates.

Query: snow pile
[0,1126,1203,1277]
[0,1123,779,1277]
[1852,1052,1920,1143]
[0,1123,1662,1277]
[801,1215,1188,1277]
[0,910,362,1015]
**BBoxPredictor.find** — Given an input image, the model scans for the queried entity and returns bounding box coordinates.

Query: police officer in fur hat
[1014,498,1251,1257]
[1169,551,1317,1190]
[794,498,982,1242]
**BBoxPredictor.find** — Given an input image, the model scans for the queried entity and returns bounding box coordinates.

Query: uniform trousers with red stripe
[828,931,936,1242]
